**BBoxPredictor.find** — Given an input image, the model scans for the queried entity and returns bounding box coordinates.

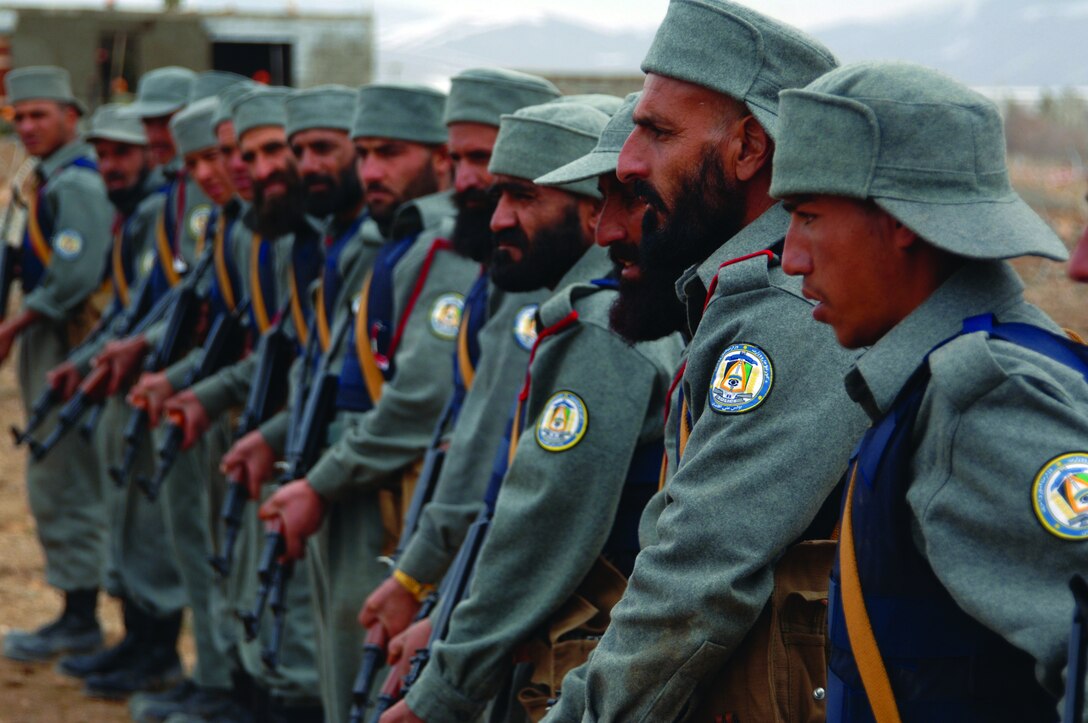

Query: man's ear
[578,197,603,243]
[890,216,921,251]
[732,115,772,183]
[430,144,452,189]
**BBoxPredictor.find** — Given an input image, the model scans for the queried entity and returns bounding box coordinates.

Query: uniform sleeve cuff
[404,667,486,723]
[191,375,235,420]
[258,412,289,455]
[164,355,195,391]
[397,534,454,587]
[23,292,65,321]
[305,454,348,500]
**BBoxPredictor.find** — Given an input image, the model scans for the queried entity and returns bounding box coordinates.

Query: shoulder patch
[1033,452,1088,540]
[536,391,588,452]
[513,304,539,351]
[430,293,464,340]
[187,204,212,242]
[53,230,83,259]
[709,343,774,414]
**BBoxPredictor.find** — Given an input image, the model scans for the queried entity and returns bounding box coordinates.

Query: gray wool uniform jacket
[395,281,551,587]
[547,204,868,722]
[840,260,1088,718]
[405,244,684,722]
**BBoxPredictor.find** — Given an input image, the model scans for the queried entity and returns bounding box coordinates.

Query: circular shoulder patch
[1032,453,1088,540]
[536,391,588,452]
[513,304,539,351]
[53,230,83,259]
[708,343,774,414]
[430,293,464,340]
[187,204,212,242]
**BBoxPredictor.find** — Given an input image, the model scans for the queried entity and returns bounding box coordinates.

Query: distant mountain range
[378,0,1086,88]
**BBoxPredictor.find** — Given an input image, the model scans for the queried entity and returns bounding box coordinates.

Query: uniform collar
[389,189,455,241]
[676,202,790,335]
[557,242,612,291]
[846,260,1029,420]
[38,138,93,180]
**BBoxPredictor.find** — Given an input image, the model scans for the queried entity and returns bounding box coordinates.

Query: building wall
[202,14,373,88]
[2,8,373,109]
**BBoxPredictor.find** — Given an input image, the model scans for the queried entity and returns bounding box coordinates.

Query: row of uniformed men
[5,1,1088,722]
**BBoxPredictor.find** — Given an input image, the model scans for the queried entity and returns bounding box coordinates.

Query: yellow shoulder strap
[456,305,476,392]
[839,462,903,723]
[213,216,237,312]
[354,270,387,404]
[248,234,271,332]
[288,266,309,347]
[155,212,181,288]
[111,223,130,307]
[315,279,332,352]
[25,190,53,266]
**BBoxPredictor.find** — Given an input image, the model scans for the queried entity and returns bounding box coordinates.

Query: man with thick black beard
[542,3,870,722]
[381,100,682,723]
[359,67,561,653]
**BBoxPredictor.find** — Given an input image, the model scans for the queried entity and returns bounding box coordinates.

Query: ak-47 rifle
[137,298,252,501]
[366,508,492,722]
[0,237,21,323]
[209,300,297,578]
[109,249,214,487]
[239,319,350,671]
[26,273,174,461]
[367,428,511,721]
[347,399,454,722]
[11,287,134,447]
[0,159,33,321]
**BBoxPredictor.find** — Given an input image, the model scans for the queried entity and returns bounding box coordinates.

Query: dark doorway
[212,42,292,86]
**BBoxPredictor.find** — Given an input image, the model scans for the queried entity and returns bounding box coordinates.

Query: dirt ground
[0,349,198,723]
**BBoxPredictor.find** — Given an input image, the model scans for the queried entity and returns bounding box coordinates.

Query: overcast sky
[10,0,957,32]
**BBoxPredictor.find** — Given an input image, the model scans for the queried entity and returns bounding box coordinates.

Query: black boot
[83,609,183,700]
[58,598,144,678]
[3,588,102,663]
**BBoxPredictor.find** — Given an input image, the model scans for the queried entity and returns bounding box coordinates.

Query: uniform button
[813,687,826,701]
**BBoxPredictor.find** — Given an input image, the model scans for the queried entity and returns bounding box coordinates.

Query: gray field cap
[286,85,356,138]
[352,84,447,144]
[551,94,624,116]
[128,67,197,118]
[5,66,86,115]
[771,62,1068,262]
[489,102,610,199]
[642,0,836,138]
[170,97,219,156]
[86,103,148,146]
[233,87,290,140]
[191,70,249,103]
[213,81,258,129]
[537,92,638,187]
[444,68,561,127]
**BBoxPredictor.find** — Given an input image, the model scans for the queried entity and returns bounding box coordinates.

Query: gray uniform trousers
[19,320,108,592]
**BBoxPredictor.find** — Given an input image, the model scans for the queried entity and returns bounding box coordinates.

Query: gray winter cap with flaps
[641,0,837,139]
[232,87,290,139]
[128,66,197,118]
[4,66,87,115]
[444,68,561,127]
[489,102,609,199]
[352,84,447,144]
[771,61,1067,262]
[286,85,356,138]
[170,97,219,156]
[87,103,147,146]
[536,92,639,187]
